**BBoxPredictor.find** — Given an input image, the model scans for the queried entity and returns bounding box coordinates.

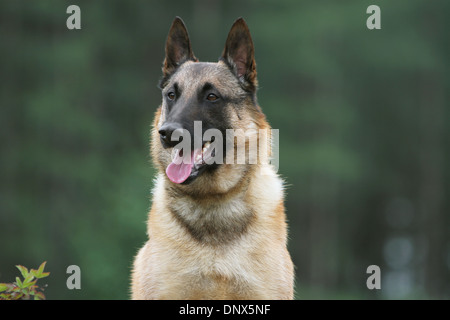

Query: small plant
[0,261,50,300]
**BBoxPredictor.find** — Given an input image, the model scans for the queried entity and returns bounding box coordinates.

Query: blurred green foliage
[0,0,449,299]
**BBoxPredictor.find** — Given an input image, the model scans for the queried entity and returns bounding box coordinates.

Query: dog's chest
[161,199,264,297]
[169,236,262,299]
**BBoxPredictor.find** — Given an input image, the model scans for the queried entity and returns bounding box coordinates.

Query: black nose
[159,122,184,148]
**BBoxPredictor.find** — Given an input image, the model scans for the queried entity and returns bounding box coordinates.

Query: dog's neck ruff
[161,167,255,245]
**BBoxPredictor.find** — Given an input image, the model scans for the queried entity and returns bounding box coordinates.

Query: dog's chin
[179,163,219,185]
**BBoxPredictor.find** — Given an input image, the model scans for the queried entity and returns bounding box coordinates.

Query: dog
[131,17,294,299]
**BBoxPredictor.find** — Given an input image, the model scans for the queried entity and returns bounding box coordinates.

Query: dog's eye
[206,93,218,102]
[167,92,176,100]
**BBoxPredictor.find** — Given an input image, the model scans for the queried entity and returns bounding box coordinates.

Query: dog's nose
[159,122,184,148]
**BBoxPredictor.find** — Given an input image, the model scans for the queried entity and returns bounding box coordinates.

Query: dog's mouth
[165,141,216,184]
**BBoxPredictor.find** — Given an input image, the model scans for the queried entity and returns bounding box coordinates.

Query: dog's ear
[163,17,197,77]
[221,18,257,90]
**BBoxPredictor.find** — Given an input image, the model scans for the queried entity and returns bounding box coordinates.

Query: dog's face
[152,17,269,195]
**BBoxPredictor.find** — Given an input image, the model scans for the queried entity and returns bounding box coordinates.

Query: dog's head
[152,17,270,195]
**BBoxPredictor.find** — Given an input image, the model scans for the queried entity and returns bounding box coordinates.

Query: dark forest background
[1,0,449,299]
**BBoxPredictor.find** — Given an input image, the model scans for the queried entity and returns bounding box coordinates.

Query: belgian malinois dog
[131,17,294,299]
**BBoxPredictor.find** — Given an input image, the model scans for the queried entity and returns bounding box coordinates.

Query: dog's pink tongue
[166,151,194,184]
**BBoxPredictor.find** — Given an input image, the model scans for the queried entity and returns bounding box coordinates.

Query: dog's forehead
[170,61,242,94]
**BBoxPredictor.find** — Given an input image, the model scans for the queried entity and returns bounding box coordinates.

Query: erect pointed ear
[221,18,257,90]
[163,17,197,77]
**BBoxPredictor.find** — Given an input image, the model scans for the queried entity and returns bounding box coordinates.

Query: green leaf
[24,273,35,284]
[22,279,37,289]
[36,271,50,279]
[31,262,50,278]
[36,261,47,276]
[34,292,45,300]
[0,293,10,300]
[14,292,23,300]
[0,283,8,292]
[16,265,29,280]
[15,277,23,288]
[29,286,36,295]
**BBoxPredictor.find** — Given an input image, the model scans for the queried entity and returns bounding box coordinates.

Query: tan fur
[131,167,294,299]
[131,21,294,299]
